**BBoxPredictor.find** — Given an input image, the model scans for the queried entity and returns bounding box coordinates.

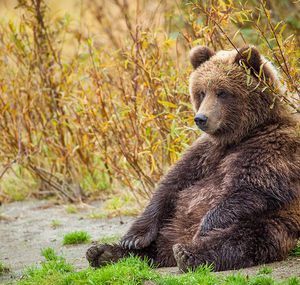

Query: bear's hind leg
[173,218,297,272]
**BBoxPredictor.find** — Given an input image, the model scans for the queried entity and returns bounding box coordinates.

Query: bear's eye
[198,91,205,100]
[217,91,228,99]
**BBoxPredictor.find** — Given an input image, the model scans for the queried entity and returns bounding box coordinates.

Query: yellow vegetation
[0,0,299,204]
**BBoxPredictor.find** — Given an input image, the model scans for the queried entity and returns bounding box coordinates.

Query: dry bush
[0,0,299,204]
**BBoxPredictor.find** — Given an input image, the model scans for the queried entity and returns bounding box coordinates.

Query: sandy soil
[0,200,134,284]
[0,200,299,284]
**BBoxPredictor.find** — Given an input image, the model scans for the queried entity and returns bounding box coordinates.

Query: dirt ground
[0,200,134,284]
[0,200,299,284]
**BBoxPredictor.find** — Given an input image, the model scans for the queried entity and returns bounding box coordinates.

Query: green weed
[87,211,108,219]
[65,205,78,214]
[51,220,62,229]
[0,165,38,202]
[0,261,9,276]
[291,241,300,257]
[258,266,273,275]
[62,231,91,245]
[103,196,140,217]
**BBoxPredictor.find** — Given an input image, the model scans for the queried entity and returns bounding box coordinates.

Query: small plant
[291,241,300,257]
[258,266,273,275]
[41,247,59,261]
[0,166,38,202]
[0,262,9,276]
[51,220,62,229]
[38,248,73,274]
[99,234,121,244]
[63,231,91,245]
[88,211,108,219]
[65,205,78,214]
[103,196,140,217]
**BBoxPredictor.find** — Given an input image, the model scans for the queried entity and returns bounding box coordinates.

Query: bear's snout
[194,114,208,129]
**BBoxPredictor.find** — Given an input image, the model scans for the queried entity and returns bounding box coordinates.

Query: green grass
[62,231,91,245]
[0,261,9,276]
[16,249,300,285]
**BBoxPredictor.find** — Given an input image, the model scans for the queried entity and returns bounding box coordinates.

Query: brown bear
[86,46,300,272]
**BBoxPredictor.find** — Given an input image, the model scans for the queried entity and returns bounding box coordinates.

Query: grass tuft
[88,211,108,219]
[99,234,121,244]
[0,261,9,276]
[41,248,59,261]
[51,220,62,229]
[65,205,78,214]
[63,231,91,245]
[258,266,273,275]
[291,241,300,257]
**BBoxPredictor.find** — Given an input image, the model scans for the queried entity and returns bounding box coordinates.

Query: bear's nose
[194,114,208,127]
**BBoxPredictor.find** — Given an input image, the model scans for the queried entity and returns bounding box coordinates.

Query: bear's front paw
[173,243,197,272]
[86,244,117,268]
[120,229,157,250]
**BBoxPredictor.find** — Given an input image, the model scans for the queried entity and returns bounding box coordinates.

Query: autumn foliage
[0,0,299,203]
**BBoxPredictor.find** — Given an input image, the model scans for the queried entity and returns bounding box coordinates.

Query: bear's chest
[177,176,226,221]
[176,151,239,222]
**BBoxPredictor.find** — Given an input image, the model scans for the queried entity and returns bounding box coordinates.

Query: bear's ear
[190,46,215,69]
[234,46,262,75]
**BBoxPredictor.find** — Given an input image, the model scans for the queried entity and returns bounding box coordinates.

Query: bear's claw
[120,236,142,249]
[120,234,152,250]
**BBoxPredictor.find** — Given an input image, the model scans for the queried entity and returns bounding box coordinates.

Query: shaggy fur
[86,46,300,272]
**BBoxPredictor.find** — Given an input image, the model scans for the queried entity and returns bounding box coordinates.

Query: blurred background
[0,0,299,211]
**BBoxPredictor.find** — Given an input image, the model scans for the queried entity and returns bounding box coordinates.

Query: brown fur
[86,46,300,272]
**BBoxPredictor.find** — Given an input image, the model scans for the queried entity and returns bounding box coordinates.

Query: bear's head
[189,45,286,145]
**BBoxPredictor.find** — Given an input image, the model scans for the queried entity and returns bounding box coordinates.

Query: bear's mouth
[197,125,208,132]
